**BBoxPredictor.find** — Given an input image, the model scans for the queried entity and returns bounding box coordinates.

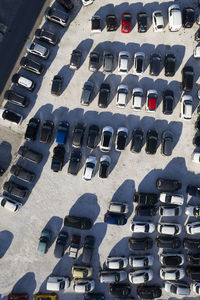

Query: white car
[82,0,94,6]
[100,126,114,152]
[133,52,145,74]
[130,221,155,233]
[185,205,200,217]
[128,269,153,284]
[194,45,200,58]
[73,279,95,293]
[186,222,200,234]
[118,51,130,74]
[152,11,164,32]
[193,282,200,295]
[27,41,49,59]
[116,84,128,108]
[108,202,129,214]
[46,276,70,291]
[105,257,128,269]
[168,5,182,32]
[83,156,97,181]
[165,281,190,296]
[129,255,154,268]
[160,268,185,280]
[160,253,184,266]
[99,270,127,283]
[0,196,22,212]
[159,193,184,205]
[132,88,143,111]
[181,94,193,120]
[159,205,182,217]
[192,152,200,163]
[12,74,35,91]
[157,223,181,235]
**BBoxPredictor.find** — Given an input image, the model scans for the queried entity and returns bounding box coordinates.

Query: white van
[168,5,182,32]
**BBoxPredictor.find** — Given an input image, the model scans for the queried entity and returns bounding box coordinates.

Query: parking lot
[1,0,200,299]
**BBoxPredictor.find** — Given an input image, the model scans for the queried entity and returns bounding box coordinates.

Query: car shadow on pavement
[42,215,63,249]
[105,74,121,107]
[77,38,94,69]
[0,141,12,172]
[87,72,105,104]
[11,272,36,298]
[0,230,13,259]
[57,65,75,95]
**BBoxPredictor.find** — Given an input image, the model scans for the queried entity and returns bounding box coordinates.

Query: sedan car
[3,181,29,199]
[73,279,95,293]
[100,126,114,152]
[25,117,40,141]
[108,202,129,214]
[64,215,93,230]
[104,212,127,226]
[81,81,94,106]
[4,90,29,108]
[12,74,35,91]
[135,206,157,217]
[46,7,70,27]
[18,146,43,163]
[118,51,129,74]
[54,231,68,258]
[160,253,184,267]
[51,145,65,172]
[187,184,200,197]
[182,7,195,28]
[87,125,99,148]
[72,123,85,147]
[163,90,174,114]
[0,196,22,212]
[156,179,182,192]
[146,90,158,112]
[83,156,97,181]
[82,235,95,265]
[159,205,182,216]
[134,52,145,74]
[69,49,82,70]
[132,88,143,111]
[184,238,200,250]
[106,14,117,31]
[27,41,49,59]
[130,128,144,153]
[161,130,173,156]
[35,28,58,45]
[128,237,153,251]
[129,255,153,268]
[106,257,128,270]
[68,149,82,175]
[20,57,44,75]
[116,127,128,151]
[89,51,100,72]
[137,12,147,32]
[150,53,161,76]
[99,270,127,283]
[185,205,200,217]
[130,221,155,233]
[152,11,164,32]
[164,54,176,77]
[51,75,63,96]
[37,229,52,254]
[121,12,131,33]
[116,84,128,107]
[128,269,153,284]
[156,236,181,249]
[181,94,193,120]
[165,281,190,296]
[145,129,158,154]
[137,285,162,299]
[181,66,194,92]
[40,120,54,143]
[99,155,111,179]
[157,223,181,235]
[0,108,23,125]
[186,222,200,234]
[11,165,35,183]
[98,83,110,108]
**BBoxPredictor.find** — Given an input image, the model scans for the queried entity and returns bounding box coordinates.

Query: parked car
[46,7,70,27]
[181,66,194,92]
[185,205,200,216]
[161,130,173,156]
[156,178,182,192]
[25,117,40,141]
[194,44,200,58]
[81,81,94,106]
[69,49,82,70]
[159,193,183,205]
[137,12,147,32]
[104,212,127,225]
[40,120,54,143]
[108,202,129,214]
[156,236,181,249]
[130,221,155,233]
[146,90,158,112]
[163,90,174,114]
[186,222,200,234]
[109,283,131,298]
[11,164,35,183]
[100,126,114,152]
[116,127,128,151]
[72,265,93,278]
[116,84,128,107]
[187,184,200,197]
[193,282,200,295]
[187,253,200,265]
[128,237,153,250]
[159,205,182,216]
[51,145,65,172]
[51,75,63,96]
[7,294,29,300]
[20,57,44,75]
[72,123,85,147]
[135,206,157,216]
[182,7,195,28]
[73,279,95,293]
[18,146,43,163]
[4,90,29,108]
[98,83,110,108]
[56,0,74,11]
[165,281,190,296]
[106,14,117,31]
[12,74,35,91]
[3,181,29,199]
[83,156,97,181]
[118,51,129,74]
[157,223,181,235]
[106,256,128,269]
[145,129,158,154]
[64,215,93,229]
[181,94,193,120]
[33,294,57,300]
[130,128,144,153]
[132,88,143,111]
[56,121,69,144]
[82,235,95,264]
[37,229,52,254]
[121,12,132,33]
[129,255,154,268]
[99,155,111,179]
[26,41,49,59]
[184,238,200,250]
[89,51,100,71]
[150,53,161,76]
[35,28,58,45]
[69,234,81,258]
[134,192,158,205]
[54,230,68,258]
[68,149,82,175]
[129,269,153,284]
[87,125,99,148]
[137,285,162,299]
[164,54,176,76]
[192,152,200,163]
[99,270,127,283]
[152,11,164,32]
[0,196,22,212]
[0,108,23,125]
[160,253,184,267]
[168,4,182,32]
[91,15,101,32]
[46,275,70,291]
[134,52,145,74]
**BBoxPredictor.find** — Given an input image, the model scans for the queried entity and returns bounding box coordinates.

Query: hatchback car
[109,283,131,298]
[98,83,110,108]
[145,129,158,154]
[99,155,111,179]
[116,84,128,108]
[182,7,195,28]
[3,181,29,199]
[64,215,93,230]
[150,53,161,76]
[106,256,128,270]
[72,123,85,147]
[20,57,44,75]
[68,149,82,175]
[137,285,162,299]
[18,146,43,163]
[104,212,127,225]
[160,253,184,267]
[25,117,40,141]
[103,52,114,73]
[164,54,176,76]
[121,12,132,33]
[11,164,35,183]
[157,223,181,235]
[0,108,23,125]
[116,127,128,151]
[4,90,29,108]
[118,51,129,74]
[146,90,158,112]
[156,236,181,249]
[129,269,153,284]
[40,120,54,143]
[46,7,70,27]
[87,124,99,148]
[83,156,97,181]
[51,75,63,96]
[181,94,193,120]
[181,66,194,91]
[128,237,153,251]
[99,270,127,283]
[163,90,174,114]
[0,196,22,212]
[81,81,94,106]
[168,4,182,32]
[37,229,52,254]
[130,128,144,153]
[161,130,173,156]
[165,281,190,296]
[186,222,200,235]
[100,126,114,152]
[130,221,155,233]
[72,265,93,279]
[156,178,182,192]
[56,121,69,144]
[35,28,58,45]
[137,12,147,32]
[160,268,185,280]
[132,88,143,111]
[106,14,117,31]
[12,74,35,91]
[27,41,49,59]
[134,52,145,74]
[54,230,68,258]
[89,51,100,71]
[51,145,65,172]
[69,49,82,70]
[152,11,164,32]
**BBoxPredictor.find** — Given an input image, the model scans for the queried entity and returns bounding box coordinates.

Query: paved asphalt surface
[0,0,46,97]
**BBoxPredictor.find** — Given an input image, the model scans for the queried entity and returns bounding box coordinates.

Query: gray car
[69,49,82,70]
[161,130,173,156]
[103,52,114,73]
[18,146,43,163]
[46,7,70,27]
[81,81,94,106]
[10,164,36,183]
[38,229,52,254]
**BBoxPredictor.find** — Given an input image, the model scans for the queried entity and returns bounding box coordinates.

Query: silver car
[99,270,127,283]
[27,41,49,59]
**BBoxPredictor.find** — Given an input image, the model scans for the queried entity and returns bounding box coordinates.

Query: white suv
[168,4,182,32]
[118,51,130,74]
[116,84,128,108]
[152,11,164,32]
[181,94,193,120]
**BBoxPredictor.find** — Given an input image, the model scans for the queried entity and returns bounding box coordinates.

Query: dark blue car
[104,212,127,225]
[56,121,69,144]
[83,294,105,300]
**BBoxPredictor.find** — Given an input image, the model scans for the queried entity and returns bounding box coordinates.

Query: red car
[7,294,29,300]
[146,89,158,112]
[121,13,132,33]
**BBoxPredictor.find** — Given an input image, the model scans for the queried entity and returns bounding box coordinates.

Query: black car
[182,7,195,28]
[109,283,131,298]
[134,192,158,205]
[128,237,153,251]
[195,28,200,41]
[40,120,54,144]
[99,155,111,179]
[51,75,63,96]
[18,146,43,163]
[64,215,93,229]
[156,178,182,192]
[193,135,200,147]
[130,128,144,153]
[156,236,181,249]
[51,145,65,172]
[187,184,200,197]
[82,235,95,264]
[135,206,157,217]
[161,130,173,156]
[137,12,147,32]
[54,230,68,258]
[116,128,128,151]
[195,118,200,130]
[4,90,29,107]
[150,53,161,76]
[72,123,85,148]
[3,181,29,199]
[186,266,200,281]
[161,254,184,267]
[20,57,44,75]
[68,149,82,175]
[98,83,110,108]
[106,14,117,31]
[163,90,174,114]
[182,66,194,92]
[137,285,162,299]
[145,129,158,155]
[164,54,176,77]
[35,28,58,45]
[87,125,99,148]
[187,253,200,265]
[10,164,36,183]
[25,117,40,141]
[69,49,82,70]
[89,51,100,72]
[184,238,200,250]
[56,0,74,11]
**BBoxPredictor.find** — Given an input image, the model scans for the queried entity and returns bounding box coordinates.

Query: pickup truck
[69,234,81,259]
[134,192,158,205]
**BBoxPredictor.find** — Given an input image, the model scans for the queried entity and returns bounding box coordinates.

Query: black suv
[164,54,176,77]
[135,206,157,216]
[116,128,128,151]
[72,123,85,148]
[156,178,182,191]
[51,75,63,95]
[40,120,54,143]
[156,236,181,249]
[54,230,68,258]
[20,57,44,75]
[98,83,110,108]
[182,7,195,28]
[106,14,117,31]
[3,181,29,199]
[25,117,40,141]
[18,146,43,163]
[51,145,65,172]
[145,129,158,154]
[10,164,36,183]
[68,149,82,175]
[89,51,100,72]
[87,125,99,148]
[4,90,29,107]
[69,49,82,70]
[134,192,158,205]
[163,90,174,114]
[130,128,144,153]
[128,237,153,250]
[182,66,194,92]
[137,12,147,32]
[35,28,58,45]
